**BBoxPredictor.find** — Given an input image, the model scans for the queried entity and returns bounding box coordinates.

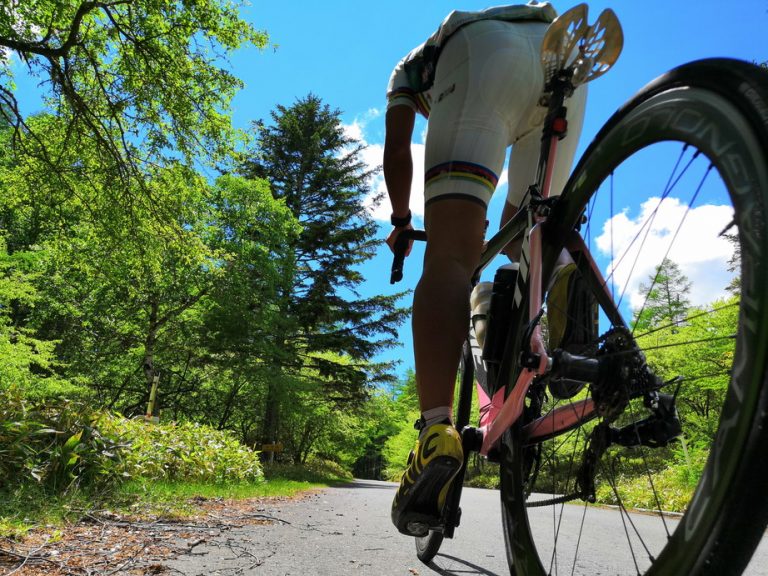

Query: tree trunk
[143,298,160,417]
[262,377,280,462]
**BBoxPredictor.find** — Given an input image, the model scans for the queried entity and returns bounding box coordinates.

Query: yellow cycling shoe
[546,263,599,398]
[391,422,463,537]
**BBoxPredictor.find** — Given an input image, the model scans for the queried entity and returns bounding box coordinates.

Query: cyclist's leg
[392,19,544,537]
[414,200,485,412]
[502,82,587,261]
[415,19,549,413]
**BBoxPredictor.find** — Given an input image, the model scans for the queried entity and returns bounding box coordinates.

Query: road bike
[390,4,768,575]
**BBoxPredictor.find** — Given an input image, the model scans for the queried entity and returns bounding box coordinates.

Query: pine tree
[242,94,408,446]
[633,258,692,333]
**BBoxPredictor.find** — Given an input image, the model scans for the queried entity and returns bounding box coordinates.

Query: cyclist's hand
[386,223,415,256]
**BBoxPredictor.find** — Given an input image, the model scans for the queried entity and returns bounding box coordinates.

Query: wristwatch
[390,210,412,227]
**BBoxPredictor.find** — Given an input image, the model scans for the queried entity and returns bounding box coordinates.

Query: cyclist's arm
[384,105,415,222]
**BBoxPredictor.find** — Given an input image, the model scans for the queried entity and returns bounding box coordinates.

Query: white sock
[420,406,452,437]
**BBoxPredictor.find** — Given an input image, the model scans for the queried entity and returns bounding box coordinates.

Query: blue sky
[237,0,767,378]
[12,1,768,378]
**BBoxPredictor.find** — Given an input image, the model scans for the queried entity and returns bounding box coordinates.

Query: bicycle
[389,4,768,575]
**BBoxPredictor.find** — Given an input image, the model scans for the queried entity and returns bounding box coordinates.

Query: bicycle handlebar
[390,229,427,284]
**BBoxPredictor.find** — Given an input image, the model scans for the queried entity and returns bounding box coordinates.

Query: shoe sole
[393,456,462,537]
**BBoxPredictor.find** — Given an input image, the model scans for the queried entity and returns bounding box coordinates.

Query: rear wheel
[500,59,768,575]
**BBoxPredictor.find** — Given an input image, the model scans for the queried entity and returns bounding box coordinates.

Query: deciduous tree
[0,0,266,186]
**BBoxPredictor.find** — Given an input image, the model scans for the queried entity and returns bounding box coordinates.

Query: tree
[0,0,266,188]
[0,111,299,423]
[241,94,409,446]
[632,258,692,333]
[724,232,741,295]
[637,295,737,446]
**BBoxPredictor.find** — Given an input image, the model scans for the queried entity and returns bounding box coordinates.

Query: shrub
[102,416,264,484]
[264,458,351,483]
[0,386,127,495]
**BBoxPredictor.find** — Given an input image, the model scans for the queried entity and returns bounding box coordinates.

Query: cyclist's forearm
[384,145,413,217]
[384,106,416,218]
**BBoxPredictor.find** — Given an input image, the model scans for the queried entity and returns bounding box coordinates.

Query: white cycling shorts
[424,19,586,209]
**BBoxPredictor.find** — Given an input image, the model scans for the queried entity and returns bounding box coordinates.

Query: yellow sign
[261,443,283,452]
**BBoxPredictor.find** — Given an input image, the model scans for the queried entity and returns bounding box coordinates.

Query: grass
[0,460,353,538]
[0,484,102,539]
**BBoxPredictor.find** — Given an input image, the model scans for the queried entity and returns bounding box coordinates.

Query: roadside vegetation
[0,0,398,541]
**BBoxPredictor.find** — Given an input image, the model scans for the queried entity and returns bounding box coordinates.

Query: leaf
[63,430,84,451]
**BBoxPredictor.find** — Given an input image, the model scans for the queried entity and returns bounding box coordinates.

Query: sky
[12,1,768,378]
[234,0,765,378]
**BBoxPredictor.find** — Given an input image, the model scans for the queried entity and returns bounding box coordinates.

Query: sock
[419,406,452,437]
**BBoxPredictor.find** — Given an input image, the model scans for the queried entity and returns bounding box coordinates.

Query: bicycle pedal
[461,426,484,453]
[486,446,501,464]
[407,520,430,537]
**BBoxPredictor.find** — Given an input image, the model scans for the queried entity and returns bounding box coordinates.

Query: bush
[0,386,126,496]
[102,416,264,484]
[264,458,351,483]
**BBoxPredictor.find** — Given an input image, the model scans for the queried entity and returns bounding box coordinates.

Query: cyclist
[384,2,587,537]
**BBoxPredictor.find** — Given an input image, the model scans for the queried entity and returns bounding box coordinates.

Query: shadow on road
[429,553,502,576]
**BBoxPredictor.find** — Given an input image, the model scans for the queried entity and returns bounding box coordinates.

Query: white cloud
[595,196,736,310]
[343,111,427,223]
[342,120,364,142]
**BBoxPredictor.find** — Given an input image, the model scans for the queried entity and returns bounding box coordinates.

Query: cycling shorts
[423,19,586,209]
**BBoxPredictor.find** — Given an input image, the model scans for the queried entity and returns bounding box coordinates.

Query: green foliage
[381,372,421,480]
[0,115,301,429]
[263,459,352,484]
[637,295,737,446]
[101,416,264,484]
[0,386,126,495]
[593,448,701,512]
[0,0,418,508]
[0,0,268,180]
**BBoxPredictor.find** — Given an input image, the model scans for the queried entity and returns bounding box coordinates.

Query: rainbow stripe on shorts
[425,161,499,205]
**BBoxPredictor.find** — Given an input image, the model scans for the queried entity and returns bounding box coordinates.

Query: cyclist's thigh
[425,20,547,210]
[506,83,587,209]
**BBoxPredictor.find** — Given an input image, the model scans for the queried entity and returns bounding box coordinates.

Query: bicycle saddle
[540,3,624,89]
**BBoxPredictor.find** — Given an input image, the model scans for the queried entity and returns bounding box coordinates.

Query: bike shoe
[546,263,599,399]
[391,422,463,537]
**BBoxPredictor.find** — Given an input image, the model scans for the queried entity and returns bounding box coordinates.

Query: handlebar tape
[390,230,427,284]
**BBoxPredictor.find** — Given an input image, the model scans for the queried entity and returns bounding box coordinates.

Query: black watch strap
[390,210,412,227]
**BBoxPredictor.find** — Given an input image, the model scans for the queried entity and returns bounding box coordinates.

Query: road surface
[163,479,768,575]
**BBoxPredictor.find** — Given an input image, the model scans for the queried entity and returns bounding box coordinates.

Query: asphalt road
[164,479,768,576]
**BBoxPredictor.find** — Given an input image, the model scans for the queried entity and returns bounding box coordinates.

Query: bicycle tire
[499,58,768,576]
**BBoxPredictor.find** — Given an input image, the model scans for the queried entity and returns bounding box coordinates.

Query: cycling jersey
[386,2,557,116]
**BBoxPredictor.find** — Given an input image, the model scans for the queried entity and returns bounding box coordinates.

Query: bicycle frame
[475,75,584,456]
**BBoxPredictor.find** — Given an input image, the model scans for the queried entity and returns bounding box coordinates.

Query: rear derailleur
[577,327,683,501]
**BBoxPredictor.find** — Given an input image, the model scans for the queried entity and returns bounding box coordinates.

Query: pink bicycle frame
[476,113,601,457]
